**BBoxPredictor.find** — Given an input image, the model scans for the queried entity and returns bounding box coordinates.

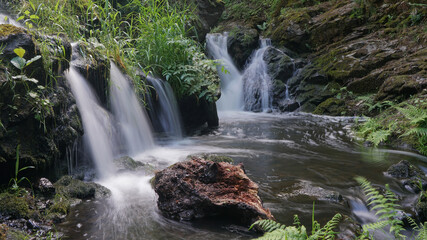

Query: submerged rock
[54,176,111,199]
[278,180,345,205]
[153,157,273,224]
[386,160,427,193]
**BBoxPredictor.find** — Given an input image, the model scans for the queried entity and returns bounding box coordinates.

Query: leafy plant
[396,105,427,155]
[8,145,35,192]
[249,206,342,240]
[10,47,41,73]
[355,176,405,239]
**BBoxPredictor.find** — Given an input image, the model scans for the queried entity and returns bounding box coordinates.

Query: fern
[355,176,405,238]
[396,105,427,155]
[250,213,342,240]
[308,213,342,240]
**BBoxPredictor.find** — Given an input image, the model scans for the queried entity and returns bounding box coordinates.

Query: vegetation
[15,0,219,101]
[356,176,427,240]
[8,145,34,192]
[356,96,427,155]
[250,206,342,240]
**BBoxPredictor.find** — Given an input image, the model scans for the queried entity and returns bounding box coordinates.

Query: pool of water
[59,112,427,239]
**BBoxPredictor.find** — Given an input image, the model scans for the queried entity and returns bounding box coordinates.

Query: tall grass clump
[16,0,220,102]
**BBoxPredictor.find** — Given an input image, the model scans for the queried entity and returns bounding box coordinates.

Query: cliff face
[211,0,426,116]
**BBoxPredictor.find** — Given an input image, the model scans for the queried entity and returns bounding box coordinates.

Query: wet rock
[313,98,346,116]
[114,156,145,172]
[55,176,111,200]
[37,178,55,197]
[386,160,427,193]
[335,215,363,240]
[71,41,110,106]
[278,180,345,205]
[0,26,82,184]
[0,192,30,219]
[153,157,273,225]
[375,75,427,102]
[416,194,427,223]
[178,95,219,130]
[193,0,225,42]
[227,25,259,70]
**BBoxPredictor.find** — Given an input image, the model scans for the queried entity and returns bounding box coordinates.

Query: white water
[66,67,116,178]
[242,39,272,112]
[146,76,183,139]
[206,33,244,111]
[0,8,23,27]
[110,62,155,155]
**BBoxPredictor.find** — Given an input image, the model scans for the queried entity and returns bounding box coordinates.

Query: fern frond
[250,219,286,232]
[415,222,427,240]
[253,229,286,240]
[405,127,427,137]
[362,220,390,232]
[367,129,391,146]
[308,213,342,240]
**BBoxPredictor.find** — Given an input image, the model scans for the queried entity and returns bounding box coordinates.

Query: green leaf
[25,55,41,66]
[24,10,30,16]
[11,57,26,70]
[17,16,25,21]
[14,48,26,58]
[15,145,20,178]
[30,15,39,20]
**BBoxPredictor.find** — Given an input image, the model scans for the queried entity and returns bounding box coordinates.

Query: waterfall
[110,62,155,155]
[146,76,183,139]
[206,33,244,111]
[65,67,116,178]
[242,39,272,112]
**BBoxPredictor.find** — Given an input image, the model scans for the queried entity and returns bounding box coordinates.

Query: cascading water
[65,67,116,178]
[242,39,272,112]
[110,62,155,155]
[206,33,244,111]
[146,76,183,139]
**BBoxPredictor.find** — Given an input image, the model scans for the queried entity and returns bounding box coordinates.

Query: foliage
[17,0,220,102]
[8,145,35,192]
[249,209,342,240]
[356,176,427,239]
[396,104,427,155]
[355,176,405,239]
[10,47,41,73]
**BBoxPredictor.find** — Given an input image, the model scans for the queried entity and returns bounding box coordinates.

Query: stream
[59,111,427,239]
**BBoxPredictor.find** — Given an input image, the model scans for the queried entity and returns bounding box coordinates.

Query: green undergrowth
[356,94,427,155]
[15,0,219,102]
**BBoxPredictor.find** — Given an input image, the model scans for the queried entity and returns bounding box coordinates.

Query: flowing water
[146,76,183,139]
[59,111,427,239]
[242,39,272,112]
[66,67,116,178]
[206,33,244,111]
[110,62,155,155]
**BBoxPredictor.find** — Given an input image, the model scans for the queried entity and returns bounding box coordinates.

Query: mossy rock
[187,154,234,164]
[0,192,30,219]
[375,75,422,102]
[227,25,259,70]
[114,155,145,172]
[0,24,26,38]
[54,176,111,199]
[47,194,70,215]
[313,98,346,116]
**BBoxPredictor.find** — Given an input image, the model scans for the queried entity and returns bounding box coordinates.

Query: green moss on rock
[0,24,26,38]
[313,98,346,116]
[0,192,30,219]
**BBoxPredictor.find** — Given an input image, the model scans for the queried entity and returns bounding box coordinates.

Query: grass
[15,0,220,102]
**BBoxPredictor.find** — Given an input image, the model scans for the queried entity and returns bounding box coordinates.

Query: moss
[47,194,70,215]
[0,224,7,239]
[0,192,30,219]
[0,24,26,38]
[313,98,346,116]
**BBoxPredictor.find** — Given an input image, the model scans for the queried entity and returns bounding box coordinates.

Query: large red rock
[153,157,273,225]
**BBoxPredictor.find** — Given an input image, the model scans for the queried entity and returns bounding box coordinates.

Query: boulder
[54,176,111,200]
[178,95,219,130]
[386,160,427,193]
[36,178,55,197]
[71,41,110,107]
[153,157,273,224]
[278,180,345,205]
[227,25,259,70]
[0,26,81,184]
[194,0,225,41]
